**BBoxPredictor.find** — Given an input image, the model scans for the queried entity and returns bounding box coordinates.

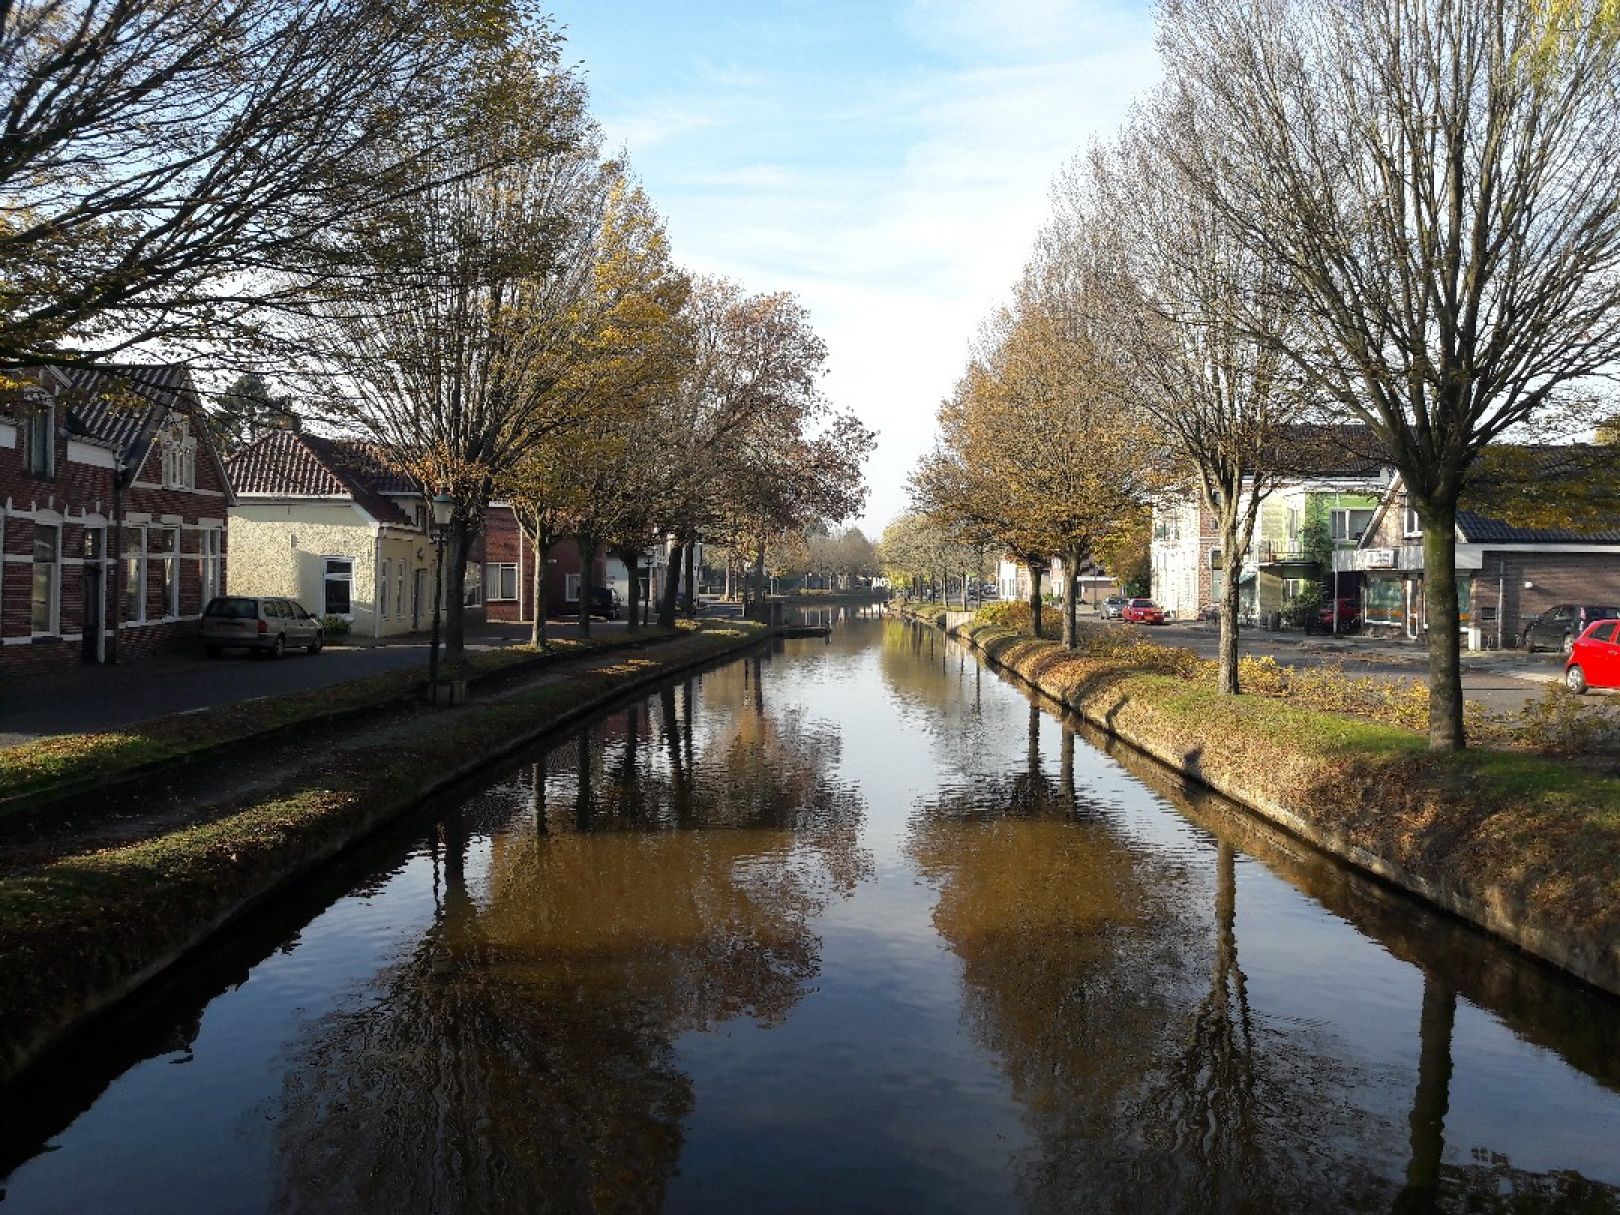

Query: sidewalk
[0,620,580,750]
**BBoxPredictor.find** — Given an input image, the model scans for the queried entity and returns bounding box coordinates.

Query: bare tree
[0,0,490,369]
[1086,90,1309,694]
[1162,0,1620,748]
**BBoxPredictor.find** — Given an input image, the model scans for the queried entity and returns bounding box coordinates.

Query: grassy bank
[0,630,672,816]
[903,605,1620,997]
[0,621,767,1082]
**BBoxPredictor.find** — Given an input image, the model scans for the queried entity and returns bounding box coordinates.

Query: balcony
[1252,541,1317,566]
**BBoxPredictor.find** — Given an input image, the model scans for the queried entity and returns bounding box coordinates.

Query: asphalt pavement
[0,619,625,750]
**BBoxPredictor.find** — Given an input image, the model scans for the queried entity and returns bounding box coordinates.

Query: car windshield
[205,598,259,619]
[1130,599,1153,607]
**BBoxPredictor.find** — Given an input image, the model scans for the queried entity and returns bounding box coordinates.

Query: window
[1331,508,1375,543]
[395,564,406,618]
[324,558,353,616]
[380,559,391,619]
[1593,622,1619,644]
[123,525,147,624]
[486,563,518,601]
[1403,503,1423,537]
[150,527,179,618]
[1209,548,1222,569]
[22,400,54,477]
[31,523,59,634]
[463,566,482,608]
[159,416,196,490]
[565,573,581,602]
[197,528,222,606]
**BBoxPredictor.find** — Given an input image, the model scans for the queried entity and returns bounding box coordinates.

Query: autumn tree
[1162,0,1620,748]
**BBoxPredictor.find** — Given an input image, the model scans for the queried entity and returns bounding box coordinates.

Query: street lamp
[426,489,454,702]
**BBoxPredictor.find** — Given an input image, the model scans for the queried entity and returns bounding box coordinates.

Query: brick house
[1338,468,1620,649]
[2,365,232,670]
[481,507,614,623]
[226,430,487,638]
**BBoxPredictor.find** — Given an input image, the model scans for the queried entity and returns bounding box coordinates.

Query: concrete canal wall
[901,605,1620,1000]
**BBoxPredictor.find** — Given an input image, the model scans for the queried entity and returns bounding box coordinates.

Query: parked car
[1523,604,1620,655]
[1563,619,1620,693]
[1122,598,1167,625]
[202,595,324,658]
[1309,597,1362,635]
[1101,595,1128,620]
[558,586,622,620]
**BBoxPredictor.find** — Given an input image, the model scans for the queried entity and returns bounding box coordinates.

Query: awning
[1238,570,1256,585]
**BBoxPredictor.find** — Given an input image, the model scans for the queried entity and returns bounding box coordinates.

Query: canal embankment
[0,620,770,1084]
[900,603,1620,999]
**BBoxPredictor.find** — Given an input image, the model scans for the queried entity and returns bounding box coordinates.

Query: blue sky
[549,0,1160,535]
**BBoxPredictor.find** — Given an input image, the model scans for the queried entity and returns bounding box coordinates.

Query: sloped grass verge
[0,630,675,816]
[0,621,766,1083]
[952,618,1620,998]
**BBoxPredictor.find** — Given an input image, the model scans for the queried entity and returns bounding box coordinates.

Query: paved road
[0,620,629,750]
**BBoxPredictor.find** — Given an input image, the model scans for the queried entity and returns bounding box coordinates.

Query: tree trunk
[577,534,598,639]
[1028,562,1044,637]
[442,517,471,659]
[753,543,767,607]
[960,568,970,611]
[1420,496,1466,750]
[617,544,641,631]
[530,528,551,649]
[684,539,696,616]
[724,559,733,601]
[1218,511,1242,694]
[1062,549,1080,650]
[657,536,680,627]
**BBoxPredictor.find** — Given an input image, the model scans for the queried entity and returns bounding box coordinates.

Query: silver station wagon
[201,596,325,658]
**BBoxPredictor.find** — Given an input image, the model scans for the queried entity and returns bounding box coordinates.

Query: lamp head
[431,489,454,530]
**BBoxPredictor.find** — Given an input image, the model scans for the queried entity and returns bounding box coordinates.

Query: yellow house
[225,431,459,638]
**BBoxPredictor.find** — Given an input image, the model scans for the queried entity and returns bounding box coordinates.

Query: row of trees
[914,0,1620,750]
[4,1,872,651]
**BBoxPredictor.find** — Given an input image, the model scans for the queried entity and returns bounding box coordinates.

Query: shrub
[1281,584,1325,630]
[1513,685,1620,756]
[974,600,1061,639]
[320,614,351,637]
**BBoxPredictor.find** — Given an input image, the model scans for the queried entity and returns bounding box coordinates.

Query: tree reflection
[271,665,868,1211]
[908,718,1387,1211]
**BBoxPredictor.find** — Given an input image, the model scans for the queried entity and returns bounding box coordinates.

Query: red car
[1563,619,1620,693]
[1122,597,1166,625]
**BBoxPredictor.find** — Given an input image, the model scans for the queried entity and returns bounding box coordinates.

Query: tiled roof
[1457,511,1620,545]
[55,364,188,458]
[226,430,417,526]
[1270,423,1388,478]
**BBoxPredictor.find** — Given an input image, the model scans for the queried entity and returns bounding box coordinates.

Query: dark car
[555,586,622,621]
[1522,604,1620,655]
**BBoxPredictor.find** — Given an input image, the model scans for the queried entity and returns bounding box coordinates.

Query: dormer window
[21,394,54,477]
[159,414,196,489]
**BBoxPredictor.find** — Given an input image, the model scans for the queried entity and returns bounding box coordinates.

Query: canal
[3,613,1619,1212]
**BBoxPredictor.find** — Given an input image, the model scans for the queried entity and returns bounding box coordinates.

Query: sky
[548,0,1161,537]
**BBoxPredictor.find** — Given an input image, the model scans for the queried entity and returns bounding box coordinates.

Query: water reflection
[270,662,868,1212]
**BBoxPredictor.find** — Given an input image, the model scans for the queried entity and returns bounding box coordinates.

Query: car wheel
[205,644,221,658]
[1523,633,1537,653]
[1562,633,1575,657]
[307,635,323,655]
[1566,664,1589,694]
[270,633,285,659]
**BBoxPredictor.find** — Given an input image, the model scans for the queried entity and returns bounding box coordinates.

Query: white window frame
[22,397,55,478]
[486,562,518,601]
[565,573,581,602]
[150,526,180,619]
[31,521,60,636]
[1402,503,1423,537]
[197,527,222,606]
[1331,507,1375,543]
[323,556,354,618]
[123,524,147,625]
[395,562,406,618]
[380,558,391,619]
[159,415,197,490]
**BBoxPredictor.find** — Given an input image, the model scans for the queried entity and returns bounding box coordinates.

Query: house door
[413,568,427,631]
[82,528,105,664]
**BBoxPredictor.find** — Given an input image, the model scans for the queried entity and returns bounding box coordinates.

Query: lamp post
[426,489,454,702]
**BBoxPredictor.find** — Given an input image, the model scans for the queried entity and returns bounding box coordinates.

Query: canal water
[4,614,1620,1212]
